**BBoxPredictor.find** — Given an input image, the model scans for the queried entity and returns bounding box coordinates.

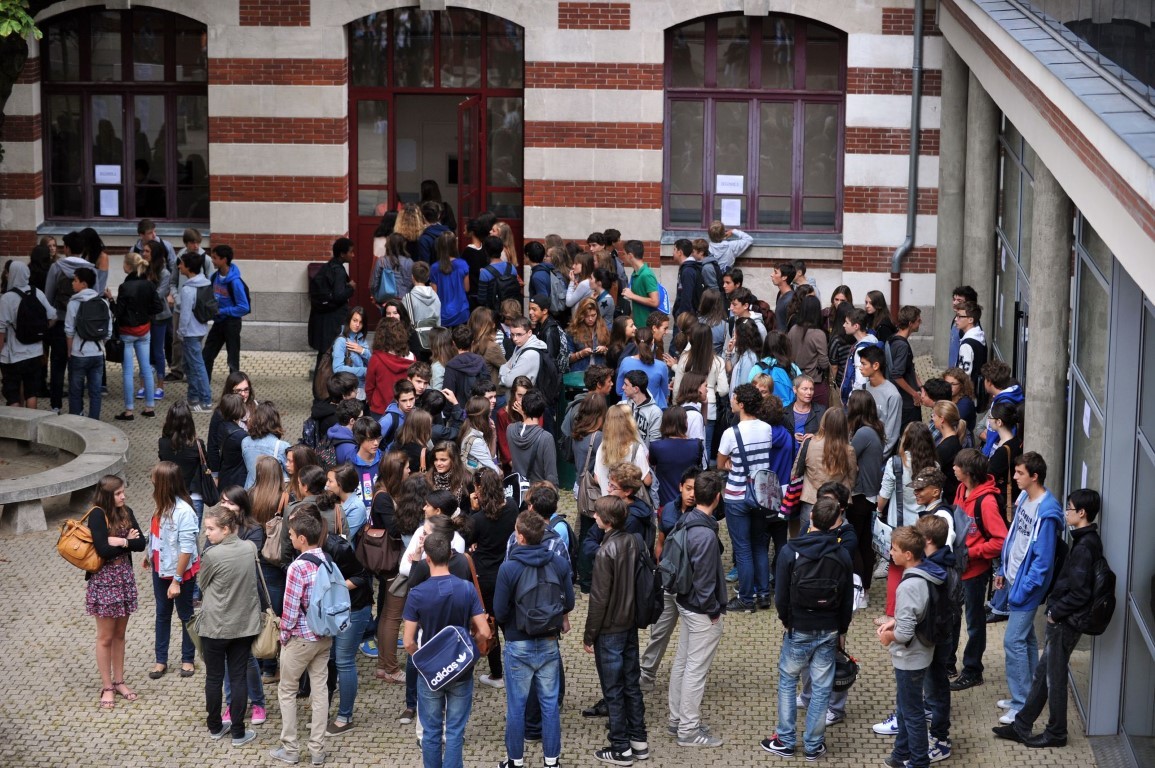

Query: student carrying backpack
[11,287,48,344]
[903,568,957,646]
[547,269,568,317]
[513,557,567,636]
[481,261,521,310]
[657,515,714,596]
[192,283,219,324]
[75,296,112,343]
[634,534,665,629]
[549,512,578,583]
[299,552,352,637]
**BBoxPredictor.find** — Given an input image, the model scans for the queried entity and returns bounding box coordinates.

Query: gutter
[890,0,925,312]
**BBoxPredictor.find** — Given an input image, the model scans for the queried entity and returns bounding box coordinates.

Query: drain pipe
[890,0,925,312]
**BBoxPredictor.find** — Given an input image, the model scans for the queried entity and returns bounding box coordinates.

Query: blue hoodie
[981,385,1025,456]
[212,262,250,319]
[492,540,575,642]
[378,402,406,450]
[325,423,357,466]
[1000,489,1064,611]
[351,448,382,505]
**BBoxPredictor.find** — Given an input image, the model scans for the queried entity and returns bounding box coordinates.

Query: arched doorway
[348,8,524,311]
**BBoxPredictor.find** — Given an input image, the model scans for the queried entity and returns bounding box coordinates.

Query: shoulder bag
[195,440,220,507]
[56,506,103,573]
[872,455,903,560]
[779,436,810,520]
[576,434,601,518]
[260,491,289,566]
[252,547,282,659]
[354,491,404,576]
[465,552,498,656]
[732,425,782,519]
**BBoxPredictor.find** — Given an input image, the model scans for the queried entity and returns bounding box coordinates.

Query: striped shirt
[281,547,325,644]
[718,420,775,498]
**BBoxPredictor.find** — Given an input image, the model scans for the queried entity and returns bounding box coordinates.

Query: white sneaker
[872,559,890,580]
[998,709,1020,725]
[826,710,845,726]
[479,674,505,689]
[996,699,1014,709]
[796,695,805,709]
[872,712,899,735]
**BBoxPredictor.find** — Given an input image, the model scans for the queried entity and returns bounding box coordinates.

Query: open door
[457,96,483,240]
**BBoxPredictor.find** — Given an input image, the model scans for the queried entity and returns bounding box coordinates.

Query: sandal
[112,681,138,701]
[148,664,168,679]
[99,687,116,709]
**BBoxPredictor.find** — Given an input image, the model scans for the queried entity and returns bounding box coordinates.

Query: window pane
[488,192,522,220]
[759,102,794,196]
[1122,612,1155,749]
[487,15,523,88]
[394,9,435,88]
[1141,308,1155,438]
[92,12,123,81]
[357,101,389,187]
[760,17,795,89]
[133,10,166,81]
[45,15,81,81]
[1081,217,1114,278]
[716,16,751,88]
[358,190,390,217]
[803,197,836,230]
[804,103,838,196]
[757,197,791,229]
[805,23,841,90]
[349,14,389,87]
[46,95,83,185]
[994,249,1019,363]
[669,101,704,194]
[1000,156,1021,257]
[713,197,746,227]
[670,194,703,226]
[92,95,124,167]
[133,94,167,217]
[441,10,481,88]
[670,21,705,88]
[1019,172,1034,274]
[176,94,209,219]
[713,101,749,178]
[488,97,523,186]
[1068,381,1103,495]
[174,16,207,82]
[1004,118,1023,160]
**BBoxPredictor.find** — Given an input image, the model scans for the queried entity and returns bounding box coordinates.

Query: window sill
[37,221,210,240]
[660,230,842,249]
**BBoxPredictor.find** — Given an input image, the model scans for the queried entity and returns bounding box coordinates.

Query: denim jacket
[151,498,199,577]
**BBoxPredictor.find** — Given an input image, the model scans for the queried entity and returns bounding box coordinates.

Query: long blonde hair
[601,402,641,467]
[933,400,968,443]
[814,407,854,483]
[494,221,517,262]
[393,202,426,242]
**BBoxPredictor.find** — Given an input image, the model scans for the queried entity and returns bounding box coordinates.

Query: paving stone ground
[0,351,1094,767]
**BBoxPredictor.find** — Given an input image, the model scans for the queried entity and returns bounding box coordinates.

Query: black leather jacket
[583,528,638,646]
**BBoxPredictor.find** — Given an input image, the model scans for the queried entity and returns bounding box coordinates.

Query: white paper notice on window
[715,175,743,194]
[1081,461,1088,488]
[720,198,742,227]
[94,165,121,185]
[1082,401,1091,438]
[99,189,119,216]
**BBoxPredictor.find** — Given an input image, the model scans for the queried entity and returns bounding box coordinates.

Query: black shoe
[761,737,794,757]
[985,611,1008,624]
[949,674,983,691]
[582,699,609,718]
[592,747,634,765]
[1023,733,1067,749]
[756,595,774,610]
[991,725,1025,743]
[726,597,756,614]
[163,371,185,382]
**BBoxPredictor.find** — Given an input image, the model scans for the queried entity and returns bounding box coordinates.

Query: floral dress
[85,525,138,618]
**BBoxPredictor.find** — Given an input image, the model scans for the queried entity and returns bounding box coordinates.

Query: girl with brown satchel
[366,451,413,682]
[249,455,288,683]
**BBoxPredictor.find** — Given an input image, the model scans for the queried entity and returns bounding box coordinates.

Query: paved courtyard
[0,351,1095,767]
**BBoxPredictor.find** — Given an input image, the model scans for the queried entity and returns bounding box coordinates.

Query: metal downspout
[890,0,925,311]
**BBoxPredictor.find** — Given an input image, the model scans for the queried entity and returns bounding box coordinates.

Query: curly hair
[567,296,609,349]
[394,473,430,535]
[471,467,506,520]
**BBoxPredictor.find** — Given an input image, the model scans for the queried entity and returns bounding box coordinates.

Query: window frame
[662,14,847,234]
[40,8,208,223]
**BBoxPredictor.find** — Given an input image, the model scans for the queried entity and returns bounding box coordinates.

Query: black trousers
[46,323,68,409]
[203,316,242,383]
[202,635,256,738]
[1015,621,1081,740]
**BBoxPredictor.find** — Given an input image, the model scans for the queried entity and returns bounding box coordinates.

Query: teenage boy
[500,317,549,389]
[978,359,1025,455]
[167,227,208,382]
[762,497,853,761]
[561,365,614,439]
[949,450,1008,692]
[308,237,356,370]
[993,452,1064,725]
[672,239,703,318]
[839,308,880,405]
[414,200,451,264]
[946,285,977,370]
[440,324,484,406]
[64,267,112,420]
[920,379,952,442]
[312,371,359,437]
[326,398,363,467]
[770,262,796,331]
[402,531,491,768]
[953,301,987,396]
[620,370,663,446]
[506,389,559,486]
[994,488,1103,749]
[178,252,214,411]
[271,510,335,766]
[727,287,767,341]
[857,345,901,458]
[584,496,649,766]
[403,260,441,351]
[694,239,724,294]
[792,259,819,299]
[204,244,251,382]
[888,306,923,430]
[527,241,553,303]
[878,526,944,768]
[619,240,659,329]
[321,506,373,737]
[916,514,958,763]
[0,261,56,409]
[493,511,575,768]
[722,268,742,303]
[378,379,416,450]
[667,470,727,748]
[131,217,177,267]
[407,361,430,399]
[706,220,752,272]
[529,295,565,368]
[477,234,520,311]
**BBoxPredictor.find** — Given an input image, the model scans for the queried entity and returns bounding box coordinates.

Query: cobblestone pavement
[0,351,1094,767]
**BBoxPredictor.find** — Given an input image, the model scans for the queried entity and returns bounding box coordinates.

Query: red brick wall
[847,67,942,97]
[209,117,347,144]
[881,5,940,36]
[525,62,662,89]
[845,127,940,155]
[844,186,938,215]
[0,172,43,200]
[209,58,346,86]
[0,114,40,142]
[844,245,936,273]
[525,121,663,150]
[207,234,342,260]
[15,57,39,84]
[240,0,309,26]
[212,175,348,204]
[558,2,630,30]
[0,230,36,258]
[524,180,661,208]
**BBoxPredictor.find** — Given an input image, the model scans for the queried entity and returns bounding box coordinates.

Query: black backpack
[789,547,844,624]
[482,263,521,309]
[52,271,76,313]
[316,434,353,472]
[513,561,567,636]
[193,283,219,323]
[658,516,712,596]
[1068,555,1116,636]
[903,569,957,646]
[74,297,110,342]
[677,260,705,314]
[533,347,560,403]
[634,533,665,629]
[11,288,48,344]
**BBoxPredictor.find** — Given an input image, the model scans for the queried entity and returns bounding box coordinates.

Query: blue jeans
[152,571,196,664]
[417,674,474,768]
[68,354,103,419]
[776,629,837,753]
[183,334,212,406]
[892,666,929,768]
[924,636,952,741]
[258,563,286,675]
[150,319,169,381]
[594,629,647,752]
[958,573,989,677]
[724,497,770,603]
[122,332,155,410]
[989,581,1009,615]
[504,638,562,761]
[223,652,265,707]
[328,604,372,721]
[406,655,418,710]
[1004,607,1039,711]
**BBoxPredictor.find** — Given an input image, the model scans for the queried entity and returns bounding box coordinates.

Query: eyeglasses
[1066,506,1078,513]
[233,386,250,394]
[955,314,970,320]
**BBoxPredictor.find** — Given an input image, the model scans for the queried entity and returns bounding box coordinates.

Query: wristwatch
[173,575,183,584]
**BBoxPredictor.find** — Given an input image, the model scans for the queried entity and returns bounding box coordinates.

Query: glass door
[456,95,482,240]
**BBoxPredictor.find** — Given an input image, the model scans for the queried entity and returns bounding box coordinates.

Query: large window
[993,117,1035,375]
[664,14,845,233]
[41,9,208,221]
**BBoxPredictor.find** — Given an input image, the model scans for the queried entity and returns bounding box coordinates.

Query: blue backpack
[299,553,352,637]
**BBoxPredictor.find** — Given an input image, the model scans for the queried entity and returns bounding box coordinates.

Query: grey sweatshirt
[499,335,548,388]
[508,422,559,486]
[865,378,902,458]
[889,564,942,670]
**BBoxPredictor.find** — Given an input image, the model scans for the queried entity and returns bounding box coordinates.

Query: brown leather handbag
[465,552,498,656]
[354,492,403,576]
[260,491,289,565]
[57,507,103,573]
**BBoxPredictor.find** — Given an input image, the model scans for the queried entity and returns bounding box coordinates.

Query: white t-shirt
[1005,492,1041,582]
[718,419,774,499]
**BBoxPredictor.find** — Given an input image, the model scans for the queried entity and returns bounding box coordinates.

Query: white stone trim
[3,83,39,117]
[0,140,43,175]
[844,153,940,188]
[524,148,662,183]
[524,206,662,240]
[844,270,936,306]
[846,94,942,129]
[208,25,349,60]
[848,34,944,70]
[208,85,346,119]
[0,198,44,232]
[843,213,938,247]
[209,144,348,177]
[524,88,664,123]
[210,202,348,235]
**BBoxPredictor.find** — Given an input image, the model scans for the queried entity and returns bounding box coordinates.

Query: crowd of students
[64,210,1110,768]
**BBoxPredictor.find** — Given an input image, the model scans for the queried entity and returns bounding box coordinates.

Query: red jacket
[365,350,413,415]
[954,475,1009,580]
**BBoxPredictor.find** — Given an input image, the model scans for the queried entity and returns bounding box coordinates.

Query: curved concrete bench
[0,408,130,534]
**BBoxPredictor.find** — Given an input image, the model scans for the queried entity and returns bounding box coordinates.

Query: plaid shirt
[281,547,324,644]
